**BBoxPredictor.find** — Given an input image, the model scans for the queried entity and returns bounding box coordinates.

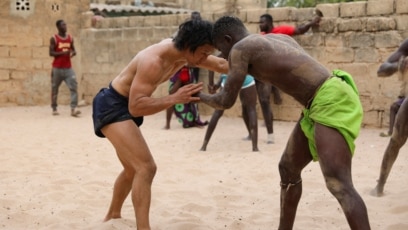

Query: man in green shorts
[199,16,370,229]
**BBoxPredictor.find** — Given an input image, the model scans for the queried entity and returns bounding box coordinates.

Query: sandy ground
[0,105,407,230]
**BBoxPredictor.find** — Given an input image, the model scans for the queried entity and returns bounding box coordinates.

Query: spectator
[49,19,81,117]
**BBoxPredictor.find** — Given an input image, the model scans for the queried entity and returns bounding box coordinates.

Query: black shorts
[92,83,143,138]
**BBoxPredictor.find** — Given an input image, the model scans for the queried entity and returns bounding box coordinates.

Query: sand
[0,105,407,230]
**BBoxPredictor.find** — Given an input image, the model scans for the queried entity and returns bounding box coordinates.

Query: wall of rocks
[1,0,407,128]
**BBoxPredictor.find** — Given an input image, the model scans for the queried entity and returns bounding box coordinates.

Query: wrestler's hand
[312,9,323,26]
[207,84,219,94]
[173,82,203,104]
[312,16,321,25]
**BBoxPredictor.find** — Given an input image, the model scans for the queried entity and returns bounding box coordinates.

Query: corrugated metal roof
[90,3,192,15]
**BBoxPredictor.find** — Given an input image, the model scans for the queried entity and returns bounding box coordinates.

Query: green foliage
[267,0,367,8]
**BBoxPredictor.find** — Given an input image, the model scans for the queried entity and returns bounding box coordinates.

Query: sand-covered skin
[0,105,407,229]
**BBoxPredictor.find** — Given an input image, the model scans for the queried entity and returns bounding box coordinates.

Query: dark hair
[56,19,64,27]
[173,19,213,53]
[212,16,246,42]
[260,13,273,24]
[191,11,201,20]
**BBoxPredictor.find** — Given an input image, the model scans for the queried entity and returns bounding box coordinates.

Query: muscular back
[230,34,330,106]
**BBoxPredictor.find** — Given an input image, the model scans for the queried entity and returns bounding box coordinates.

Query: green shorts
[300,69,363,161]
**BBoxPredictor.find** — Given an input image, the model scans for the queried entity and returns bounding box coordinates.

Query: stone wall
[89,0,266,12]
[1,0,407,128]
[0,0,90,106]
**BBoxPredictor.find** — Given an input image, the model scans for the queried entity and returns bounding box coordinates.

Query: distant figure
[49,19,81,117]
[91,9,106,27]
[378,43,407,137]
[256,12,322,144]
[371,39,408,197]
[164,66,208,129]
[200,72,258,151]
[200,16,370,229]
[379,96,405,137]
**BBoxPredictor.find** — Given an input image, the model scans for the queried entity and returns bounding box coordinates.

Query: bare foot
[194,120,209,127]
[242,135,251,141]
[370,184,385,197]
[267,134,274,144]
[104,214,121,222]
[200,141,208,151]
[71,110,81,117]
[379,132,391,137]
[193,123,207,129]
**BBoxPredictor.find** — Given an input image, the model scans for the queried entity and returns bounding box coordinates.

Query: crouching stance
[199,16,370,229]
[92,19,227,229]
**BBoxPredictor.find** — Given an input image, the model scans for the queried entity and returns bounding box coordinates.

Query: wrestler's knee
[389,135,406,149]
[259,98,270,105]
[324,177,349,197]
[278,160,288,177]
[129,160,157,181]
[278,160,298,180]
[390,103,400,112]
[141,161,157,180]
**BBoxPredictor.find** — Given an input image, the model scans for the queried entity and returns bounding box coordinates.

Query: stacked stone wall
[0,0,90,106]
[1,0,407,128]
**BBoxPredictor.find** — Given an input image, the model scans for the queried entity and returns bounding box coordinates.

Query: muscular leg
[241,101,251,139]
[164,106,173,129]
[388,101,401,135]
[240,85,258,151]
[102,120,157,230]
[315,123,370,230]
[372,99,408,196]
[255,80,274,143]
[200,109,224,151]
[271,85,282,105]
[278,122,312,229]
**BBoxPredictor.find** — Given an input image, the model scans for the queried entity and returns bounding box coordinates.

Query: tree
[267,0,367,8]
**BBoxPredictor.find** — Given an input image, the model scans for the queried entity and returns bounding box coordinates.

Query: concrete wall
[1,0,407,128]
[0,0,91,106]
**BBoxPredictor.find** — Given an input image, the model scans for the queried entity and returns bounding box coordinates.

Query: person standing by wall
[200,71,258,152]
[256,12,321,143]
[377,39,408,137]
[371,39,408,196]
[49,19,81,117]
